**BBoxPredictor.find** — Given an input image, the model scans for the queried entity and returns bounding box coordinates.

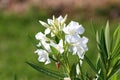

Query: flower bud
[64,77,71,80]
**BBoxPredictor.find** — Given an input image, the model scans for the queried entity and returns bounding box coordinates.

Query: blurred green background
[0,0,120,80]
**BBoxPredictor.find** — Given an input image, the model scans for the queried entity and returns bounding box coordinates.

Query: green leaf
[84,72,91,80]
[99,59,107,80]
[105,21,110,56]
[14,74,17,80]
[100,29,108,62]
[26,62,64,79]
[97,29,108,69]
[84,55,104,80]
[84,55,98,75]
[97,58,101,71]
[91,20,97,36]
[78,62,84,80]
[55,36,59,44]
[96,31,100,44]
[28,35,38,48]
[49,55,57,62]
[108,59,120,79]
[112,44,120,59]
[75,78,81,80]
[112,25,120,58]
[70,63,77,80]
[50,46,58,56]
[110,74,117,80]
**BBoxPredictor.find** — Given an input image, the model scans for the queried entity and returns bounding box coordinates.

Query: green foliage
[26,62,64,79]
[70,63,77,80]
[83,22,120,80]
[96,22,120,80]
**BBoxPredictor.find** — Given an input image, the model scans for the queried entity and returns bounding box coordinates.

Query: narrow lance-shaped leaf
[26,62,64,79]
[100,29,108,63]
[14,74,17,80]
[28,35,38,48]
[107,59,120,79]
[97,58,101,71]
[84,55,103,80]
[112,25,120,58]
[84,55,98,75]
[105,21,110,56]
[50,45,59,56]
[70,63,77,80]
[99,58,107,80]
[91,20,97,36]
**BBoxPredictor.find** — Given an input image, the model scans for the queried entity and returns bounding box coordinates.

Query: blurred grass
[0,10,120,80]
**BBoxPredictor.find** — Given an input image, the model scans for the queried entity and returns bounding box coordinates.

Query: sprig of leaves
[26,62,64,79]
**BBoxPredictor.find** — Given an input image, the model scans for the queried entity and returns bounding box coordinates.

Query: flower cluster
[35,15,88,66]
[28,16,120,80]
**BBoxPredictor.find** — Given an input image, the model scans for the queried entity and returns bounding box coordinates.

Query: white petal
[35,32,45,40]
[50,40,64,54]
[58,39,64,54]
[77,25,84,34]
[77,50,84,59]
[65,35,72,43]
[59,48,64,54]
[47,19,53,25]
[59,39,63,47]
[38,57,46,62]
[57,15,63,23]
[82,36,88,44]
[41,41,51,52]
[45,59,51,65]
[35,49,50,64]
[45,28,50,35]
[72,46,77,55]
[63,27,69,34]
[65,35,78,43]
[63,21,85,35]
[80,60,83,65]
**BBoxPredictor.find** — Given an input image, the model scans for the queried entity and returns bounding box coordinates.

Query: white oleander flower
[50,39,64,54]
[63,21,84,35]
[35,32,48,41]
[35,32,51,52]
[73,36,88,58]
[35,49,51,65]
[66,34,88,59]
[65,34,79,44]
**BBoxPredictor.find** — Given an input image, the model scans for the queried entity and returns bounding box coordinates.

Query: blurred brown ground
[0,0,120,19]
[0,0,120,10]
